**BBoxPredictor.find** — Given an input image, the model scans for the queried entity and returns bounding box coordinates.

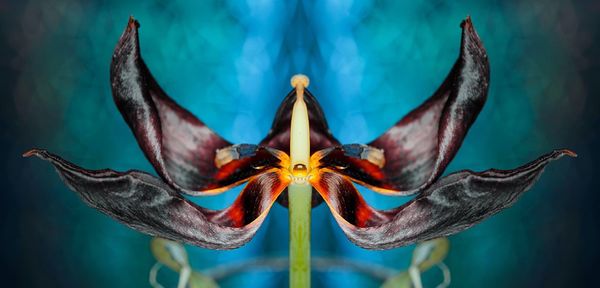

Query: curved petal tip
[557,149,577,158]
[127,16,139,30]
[22,148,44,158]
[460,15,472,29]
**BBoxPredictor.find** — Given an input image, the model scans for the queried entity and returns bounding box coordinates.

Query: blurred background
[1,0,598,287]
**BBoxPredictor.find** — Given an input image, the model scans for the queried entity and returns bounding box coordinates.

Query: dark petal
[310,149,575,249]
[260,88,340,154]
[208,145,289,194]
[24,149,289,250]
[312,145,395,194]
[318,17,490,195]
[111,17,279,194]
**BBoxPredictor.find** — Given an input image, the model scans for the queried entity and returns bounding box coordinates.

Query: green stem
[288,183,312,288]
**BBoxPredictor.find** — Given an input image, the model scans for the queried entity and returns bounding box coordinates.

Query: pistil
[288,74,312,288]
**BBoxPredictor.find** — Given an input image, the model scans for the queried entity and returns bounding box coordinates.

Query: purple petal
[311,149,575,249]
[316,17,490,195]
[111,18,280,194]
[24,149,289,249]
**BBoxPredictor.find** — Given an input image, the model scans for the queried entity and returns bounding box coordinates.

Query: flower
[25,16,574,250]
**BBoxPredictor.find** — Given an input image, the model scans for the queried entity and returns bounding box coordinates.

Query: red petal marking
[309,168,388,228]
[210,169,291,228]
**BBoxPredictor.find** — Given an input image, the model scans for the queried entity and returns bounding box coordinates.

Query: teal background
[1,0,597,287]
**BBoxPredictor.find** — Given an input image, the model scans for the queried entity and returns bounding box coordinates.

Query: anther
[290,74,310,89]
[361,146,385,168]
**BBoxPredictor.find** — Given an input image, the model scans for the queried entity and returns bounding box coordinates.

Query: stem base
[288,184,312,288]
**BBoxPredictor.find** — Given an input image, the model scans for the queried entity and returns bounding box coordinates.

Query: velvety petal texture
[24,149,289,250]
[316,17,490,195]
[111,18,282,195]
[310,150,575,249]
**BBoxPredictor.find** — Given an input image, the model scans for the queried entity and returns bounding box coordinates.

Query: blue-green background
[1,0,597,287]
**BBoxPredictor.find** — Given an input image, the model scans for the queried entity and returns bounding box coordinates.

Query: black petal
[310,149,575,249]
[111,17,281,195]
